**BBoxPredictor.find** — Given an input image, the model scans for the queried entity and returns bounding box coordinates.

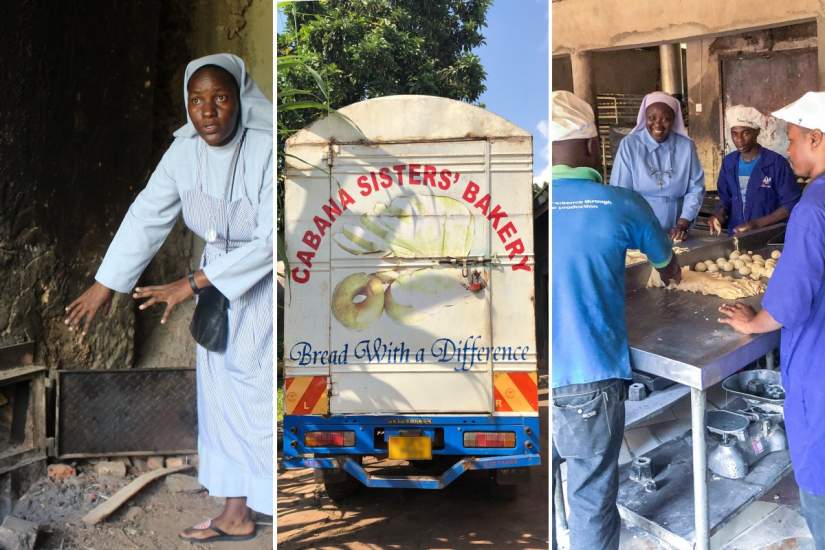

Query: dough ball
[707,263,720,273]
[753,259,765,267]
[738,266,752,276]
[704,259,715,266]
[695,262,708,272]
[716,257,727,266]
[729,250,741,260]
[771,250,781,260]
[741,255,753,263]
[733,259,745,269]
[766,260,776,269]
[749,271,761,280]
[753,254,764,262]
[722,262,734,272]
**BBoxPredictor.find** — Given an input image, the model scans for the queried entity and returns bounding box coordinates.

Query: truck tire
[488,472,519,501]
[319,456,363,503]
[322,471,362,503]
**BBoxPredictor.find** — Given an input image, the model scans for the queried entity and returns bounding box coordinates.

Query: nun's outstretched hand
[65,282,114,336]
[133,278,195,325]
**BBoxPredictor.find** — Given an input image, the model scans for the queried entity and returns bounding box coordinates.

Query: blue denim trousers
[552,378,626,550]
[800,488,825,549]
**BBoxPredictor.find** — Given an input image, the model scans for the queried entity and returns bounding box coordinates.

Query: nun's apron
[181,185,273,515]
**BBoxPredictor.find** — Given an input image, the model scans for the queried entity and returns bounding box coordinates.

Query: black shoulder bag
[190,129,247,352]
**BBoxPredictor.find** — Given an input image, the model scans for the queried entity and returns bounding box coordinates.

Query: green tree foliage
[277,0,492,230]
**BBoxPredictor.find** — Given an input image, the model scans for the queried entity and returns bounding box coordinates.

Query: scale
[706,406,787,480]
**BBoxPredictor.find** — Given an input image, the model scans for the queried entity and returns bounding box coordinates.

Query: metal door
[721,49,818,156]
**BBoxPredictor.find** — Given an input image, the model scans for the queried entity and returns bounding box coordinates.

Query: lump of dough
[739,266,752,276]
[733,259,745,269]
[716,257,727,266]
[749,271,762,281]
[722,262,734,272]
[753,254,764,262]
[695,262,708,272]
[730,250,741,260]
[704,259,715,266]
[741,255,753,263]
[708,264,720,273]
[771,250,781,259]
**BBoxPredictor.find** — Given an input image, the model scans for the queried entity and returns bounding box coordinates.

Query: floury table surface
[624,226,783,390]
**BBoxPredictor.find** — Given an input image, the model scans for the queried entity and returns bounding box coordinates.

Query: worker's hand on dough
[733,222,756,234]
[65,282,114,337]
[132,278,195,325]
[656,255,682,286]
[669,218,691,243]
[708,215,723,236]
[717,302,757,334]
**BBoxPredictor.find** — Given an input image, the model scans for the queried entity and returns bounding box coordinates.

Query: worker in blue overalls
[709,105,801,235]
[719,92,825,549]
[551,90,681,550]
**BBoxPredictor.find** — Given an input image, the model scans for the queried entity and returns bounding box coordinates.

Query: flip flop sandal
[179,519,258,544]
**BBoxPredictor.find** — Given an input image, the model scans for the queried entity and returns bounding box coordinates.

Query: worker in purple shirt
[709,105,801,235]
[718,92,825,549]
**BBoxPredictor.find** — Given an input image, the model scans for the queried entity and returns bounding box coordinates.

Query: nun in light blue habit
[67,53,272,542]
[610,91,705,241]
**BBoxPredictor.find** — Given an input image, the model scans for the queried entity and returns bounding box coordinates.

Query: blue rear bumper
[281,414,541,489]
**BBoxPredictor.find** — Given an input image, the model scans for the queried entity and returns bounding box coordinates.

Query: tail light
[304,430,355,447]
[463,431,516,448]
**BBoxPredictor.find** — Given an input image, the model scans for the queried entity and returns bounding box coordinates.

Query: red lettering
[438,169,452,190]
[463,181,480,203]
[504,238,525,259]
[313,215,332,237]
[497,221,517,242]
[393,164,406,186]
[291,267,310,283]
[321,198,342,222]
[357,175,371,197]
[512,255,532,272]
[369,171,380,192]
[409,164,421,185]
[379,167,393,188]
[338,188,355,210]
[422,165,437,187]
[474,193,491,215]
[302,231,321,251]
[297,250,315,268]
[488,204,508,230]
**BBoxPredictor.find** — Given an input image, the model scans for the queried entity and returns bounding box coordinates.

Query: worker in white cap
[551,90,680,550]
[708,105,801,235]
[719,91,825,549]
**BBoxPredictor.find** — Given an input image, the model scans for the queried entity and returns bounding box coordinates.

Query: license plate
[388,436,432,460]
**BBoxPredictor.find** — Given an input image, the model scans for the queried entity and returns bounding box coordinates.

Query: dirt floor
[12,466,272,549]
[276,383,549,550]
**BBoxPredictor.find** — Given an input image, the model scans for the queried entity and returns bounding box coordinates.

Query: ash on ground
[13,470,128,528]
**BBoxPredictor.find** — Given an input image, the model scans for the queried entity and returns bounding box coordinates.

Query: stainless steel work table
[620,226,784,550]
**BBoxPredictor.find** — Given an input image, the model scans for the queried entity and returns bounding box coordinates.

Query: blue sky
[277,1,549,181]
[476,0,549,183]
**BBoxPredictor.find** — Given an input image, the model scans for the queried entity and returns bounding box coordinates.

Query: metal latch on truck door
[462,268,487,293]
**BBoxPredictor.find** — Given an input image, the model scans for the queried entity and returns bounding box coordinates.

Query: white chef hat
[726,105,764,130]
[772,91,825,132]
[551,91,598,141]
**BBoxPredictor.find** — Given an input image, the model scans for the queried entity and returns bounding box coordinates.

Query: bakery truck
[281,96,540,500]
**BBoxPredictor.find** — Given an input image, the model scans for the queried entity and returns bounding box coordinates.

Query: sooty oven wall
[0,1,198,370]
